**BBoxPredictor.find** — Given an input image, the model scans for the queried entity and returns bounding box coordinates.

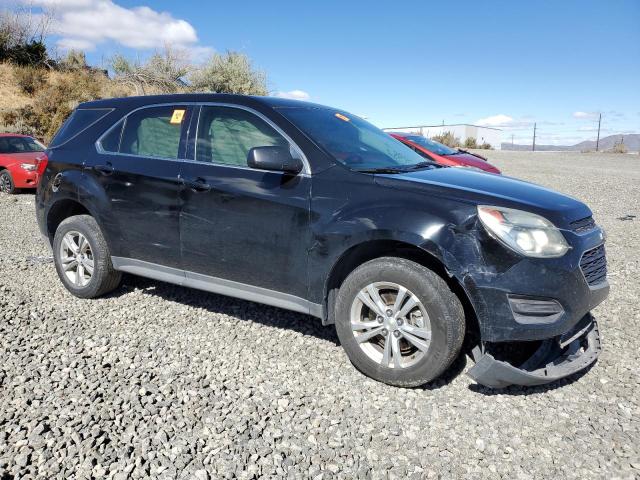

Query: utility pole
[511,134,514,146]
[532,123,537,151]
[596,113,602,151]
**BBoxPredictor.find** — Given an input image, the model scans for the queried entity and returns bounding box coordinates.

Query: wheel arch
[322,239,480,342]
[46,198,93,243]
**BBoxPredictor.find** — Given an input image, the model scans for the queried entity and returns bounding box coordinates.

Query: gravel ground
[1,151,639,479]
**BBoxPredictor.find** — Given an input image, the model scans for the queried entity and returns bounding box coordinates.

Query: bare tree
[0,2,54,45]
[0,2,55,66]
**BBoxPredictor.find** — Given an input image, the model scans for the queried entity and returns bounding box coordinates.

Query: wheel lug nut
[381,328,388,336]
[386,309,393,316]
[393,331,401,338]
[397,319,403,326]
[377,316,383,324]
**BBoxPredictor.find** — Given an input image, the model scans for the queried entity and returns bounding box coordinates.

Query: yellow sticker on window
[170,109,186,124]
[335,113,350,122]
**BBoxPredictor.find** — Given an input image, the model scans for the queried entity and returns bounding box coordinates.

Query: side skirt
[111,256,323,319]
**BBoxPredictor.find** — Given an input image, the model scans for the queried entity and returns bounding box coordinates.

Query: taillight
[35,154,48,176]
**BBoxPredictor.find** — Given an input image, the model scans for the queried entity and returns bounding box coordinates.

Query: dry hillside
[0,63,33,130]
[0,62,135,140]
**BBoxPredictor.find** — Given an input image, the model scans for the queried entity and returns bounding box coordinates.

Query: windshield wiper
[357,162,440,174]
[407,161,440,170]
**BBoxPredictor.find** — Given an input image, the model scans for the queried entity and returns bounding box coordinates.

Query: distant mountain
[502,134,640,152]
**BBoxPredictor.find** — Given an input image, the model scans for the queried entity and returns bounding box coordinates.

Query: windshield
[403,135,458,155]
[277,107,433,171]
[0,136,46,154]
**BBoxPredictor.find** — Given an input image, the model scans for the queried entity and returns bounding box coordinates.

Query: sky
[15,0,640,146]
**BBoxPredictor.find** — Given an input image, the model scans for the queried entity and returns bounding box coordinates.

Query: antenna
[596,113,602,151]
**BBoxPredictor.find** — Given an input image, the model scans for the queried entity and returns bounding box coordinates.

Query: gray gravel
[1,151,639,479]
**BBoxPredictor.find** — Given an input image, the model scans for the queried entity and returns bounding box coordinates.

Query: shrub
[189,51,268,95]
[13,65,46,95]
[611,143,627,154]
[480,142,493,150]
[463,137,478,149]
[431,131,460,148]
[1,40,47,67]
[59,49,88,71]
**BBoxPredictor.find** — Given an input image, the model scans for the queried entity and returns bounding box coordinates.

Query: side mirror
[247,146,303,174]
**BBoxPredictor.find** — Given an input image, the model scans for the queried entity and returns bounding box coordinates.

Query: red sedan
[390,132,501,174]
[0,134,47,194]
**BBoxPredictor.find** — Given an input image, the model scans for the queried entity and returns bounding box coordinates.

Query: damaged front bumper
[467,314,601,388]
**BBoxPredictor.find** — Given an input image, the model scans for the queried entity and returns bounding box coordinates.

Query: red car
[0,134,47,194]
[390,132,501,174]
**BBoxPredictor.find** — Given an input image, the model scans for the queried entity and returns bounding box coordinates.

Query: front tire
[335,257,465,387]
[53,215,122,298]
[0,170,17,194]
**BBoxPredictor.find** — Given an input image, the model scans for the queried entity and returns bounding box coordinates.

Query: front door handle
[94,163,114,176]
[182,177,211,192]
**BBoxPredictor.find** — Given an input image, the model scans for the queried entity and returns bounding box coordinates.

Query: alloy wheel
[59,231,95,287]
[350,282,432,369]
[0,173,11,193]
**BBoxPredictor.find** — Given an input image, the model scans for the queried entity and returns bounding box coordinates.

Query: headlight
[20,163,36,171]
[477,205,570,258]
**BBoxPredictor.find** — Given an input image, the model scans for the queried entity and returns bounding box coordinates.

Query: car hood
[443,152,500,173]
[375,167,591,227]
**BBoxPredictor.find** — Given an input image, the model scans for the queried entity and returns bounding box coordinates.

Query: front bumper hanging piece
[467,314,601,388]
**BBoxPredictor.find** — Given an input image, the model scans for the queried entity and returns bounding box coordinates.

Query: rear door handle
[93,163,114,176]
[182,177,211,192]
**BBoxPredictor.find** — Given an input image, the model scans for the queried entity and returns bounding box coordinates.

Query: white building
[384,124,503,150]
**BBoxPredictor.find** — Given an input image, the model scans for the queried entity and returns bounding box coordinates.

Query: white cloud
[475,114,535,129]
[24,0,202,51]
[573,111,599,120]
[476,114,515,127]
[56,37,95,51]
[275,90,310,101]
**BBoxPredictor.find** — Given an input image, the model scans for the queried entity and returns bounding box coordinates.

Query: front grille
[571,216,596,233]
[580,244,607,286]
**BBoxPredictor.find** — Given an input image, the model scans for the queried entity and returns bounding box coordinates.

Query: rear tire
[0,170,17,194]
[335,257,465,387]
[53,214,122,298]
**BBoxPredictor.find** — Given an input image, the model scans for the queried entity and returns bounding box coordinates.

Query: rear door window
[119,106,189,159]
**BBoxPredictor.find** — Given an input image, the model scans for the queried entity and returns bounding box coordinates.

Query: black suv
[36,94,608,388]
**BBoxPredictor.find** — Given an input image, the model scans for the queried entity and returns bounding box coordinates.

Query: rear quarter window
[49,108,113,148]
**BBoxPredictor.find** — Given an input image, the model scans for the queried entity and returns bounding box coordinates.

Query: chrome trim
[94,101,311,174]
[178,157,311,177]
[111,256,322,318]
